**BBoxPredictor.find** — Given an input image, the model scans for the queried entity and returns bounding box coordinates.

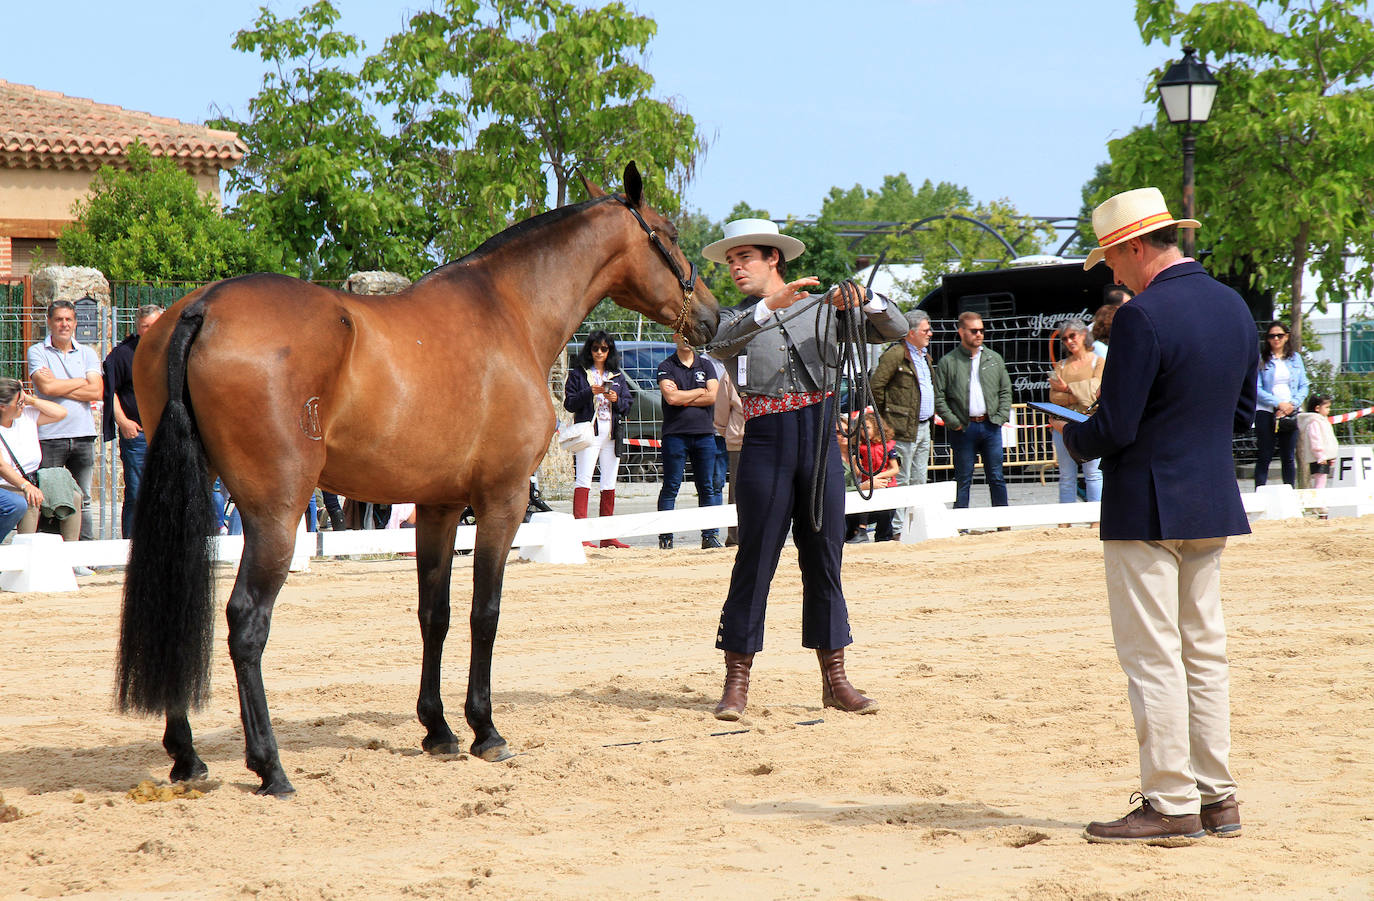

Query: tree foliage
[56,142,277,281]
[1091,0,1374,352]
[820,173,1055,301]
[212,0,446,280]
[418,0,704,260]
[214,0,705,278]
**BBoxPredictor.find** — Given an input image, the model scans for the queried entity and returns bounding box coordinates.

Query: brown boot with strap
[818,648,878,714]
[713,651,753,721]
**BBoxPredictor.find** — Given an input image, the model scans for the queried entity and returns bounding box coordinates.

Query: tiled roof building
[0,79,244,276]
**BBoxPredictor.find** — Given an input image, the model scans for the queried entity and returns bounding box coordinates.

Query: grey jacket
[709,292,908,398]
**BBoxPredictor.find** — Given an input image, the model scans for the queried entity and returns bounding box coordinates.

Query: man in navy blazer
[1053,188,1258,846]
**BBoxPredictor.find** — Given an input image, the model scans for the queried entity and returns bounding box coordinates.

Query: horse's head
[595,162,719,346]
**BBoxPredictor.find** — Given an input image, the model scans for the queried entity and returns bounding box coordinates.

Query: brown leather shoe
[713,651,753,721]
[1201,795,1242,837]
[1084,793,1205,846]
[817,648,878,714]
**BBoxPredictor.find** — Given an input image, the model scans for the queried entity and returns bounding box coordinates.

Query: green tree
[818,173,1054,300]
[401,0,706,260]
[56,142,276,281]
[218,0,705,276]
[212,0,442,280]
[1093,0,1374,353]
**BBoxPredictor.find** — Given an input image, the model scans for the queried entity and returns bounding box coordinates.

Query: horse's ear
[578,169,606,199]
[623,161,643,208]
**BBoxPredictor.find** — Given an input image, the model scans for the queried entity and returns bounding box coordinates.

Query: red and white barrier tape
[1329,406,1374,424]
[624,437,662,447]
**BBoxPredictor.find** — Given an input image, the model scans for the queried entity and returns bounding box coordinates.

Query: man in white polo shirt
[27,300,102,541]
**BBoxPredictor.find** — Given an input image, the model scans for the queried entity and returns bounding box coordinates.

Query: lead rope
[808,282,889,532]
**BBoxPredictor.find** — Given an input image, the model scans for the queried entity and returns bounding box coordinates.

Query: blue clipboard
[1028,401,1090,423]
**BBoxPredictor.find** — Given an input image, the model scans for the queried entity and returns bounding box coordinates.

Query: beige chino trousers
[1103,538,1237,815]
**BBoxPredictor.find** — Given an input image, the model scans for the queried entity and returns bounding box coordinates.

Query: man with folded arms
[1053,187,1257,845]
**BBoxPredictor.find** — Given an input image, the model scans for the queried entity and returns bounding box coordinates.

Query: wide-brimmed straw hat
[1083,187,1200,270]
[701,218,805,264]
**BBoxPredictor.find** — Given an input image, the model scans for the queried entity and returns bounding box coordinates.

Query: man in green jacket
[932,312,1011,508]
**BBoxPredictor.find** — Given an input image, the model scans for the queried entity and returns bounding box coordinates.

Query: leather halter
[615,194,698,336]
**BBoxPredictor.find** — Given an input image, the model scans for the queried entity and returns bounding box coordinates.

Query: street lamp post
[1157,47,1219,259]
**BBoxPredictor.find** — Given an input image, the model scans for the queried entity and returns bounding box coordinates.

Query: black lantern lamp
[1157,47,1218,258]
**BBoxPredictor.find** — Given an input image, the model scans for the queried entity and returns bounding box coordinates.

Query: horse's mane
[415,194,622,286]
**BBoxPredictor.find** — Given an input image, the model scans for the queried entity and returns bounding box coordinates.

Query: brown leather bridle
[616,195,698,335]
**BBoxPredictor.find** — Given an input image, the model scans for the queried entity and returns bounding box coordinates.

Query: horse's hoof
[253,780,297,799]
[472,740,514,762]
[424,740,464,756]
[169,757,208,783]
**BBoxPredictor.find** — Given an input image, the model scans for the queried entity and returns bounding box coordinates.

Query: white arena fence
[1,481,1369,593]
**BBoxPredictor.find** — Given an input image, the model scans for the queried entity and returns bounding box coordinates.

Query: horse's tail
[116,299,218,716]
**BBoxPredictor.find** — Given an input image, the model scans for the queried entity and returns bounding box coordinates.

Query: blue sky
[4,0,1179,222]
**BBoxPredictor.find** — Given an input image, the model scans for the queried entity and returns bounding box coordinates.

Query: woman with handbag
[563,331,634,548]
[1255,322,1308,488]
[0,377,81,543]
[1048,319,1104,509]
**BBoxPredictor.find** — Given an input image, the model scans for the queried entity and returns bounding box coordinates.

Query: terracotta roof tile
[0,79,244,175]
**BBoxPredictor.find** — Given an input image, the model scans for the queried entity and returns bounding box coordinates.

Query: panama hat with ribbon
[1083,187,1200,270]
[701,218,806,264]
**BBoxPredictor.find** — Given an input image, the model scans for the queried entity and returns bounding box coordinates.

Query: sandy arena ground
[1,517,1372,900]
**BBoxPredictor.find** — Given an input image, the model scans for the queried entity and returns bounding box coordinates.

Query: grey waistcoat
[709,293,908,399]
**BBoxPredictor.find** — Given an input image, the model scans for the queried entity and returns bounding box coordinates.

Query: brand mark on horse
[301,396,323,440]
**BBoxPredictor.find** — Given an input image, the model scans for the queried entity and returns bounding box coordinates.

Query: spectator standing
[102,304,163,538]
[1297,394,1338,490]
[1092,287,1132,360]
[1254,321,1309,488]
[27,300,102,540]
[1048,318,1104,509]
[932,312,1012,509]
[713,360,745,547]
[1056,186,1256,845]
[871,309,935,537]
[656,333,721,549]
[563,331,634,549]
[703,353,732,548]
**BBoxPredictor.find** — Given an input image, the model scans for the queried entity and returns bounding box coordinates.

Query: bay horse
[115,163,719,797]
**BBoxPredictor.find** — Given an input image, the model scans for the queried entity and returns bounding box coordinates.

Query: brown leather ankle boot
[818,648,878,714]
[713,651,753,721]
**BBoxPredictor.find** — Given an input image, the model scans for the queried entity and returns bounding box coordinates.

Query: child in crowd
[839,410,900,543]
[1297,394,1339,489]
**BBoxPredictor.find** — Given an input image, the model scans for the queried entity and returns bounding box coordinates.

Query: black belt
[968,415,988,422]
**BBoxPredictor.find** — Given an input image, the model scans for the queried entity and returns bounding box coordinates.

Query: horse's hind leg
[225,513,297,797]
[163,712,207,782]
[464,486,526,762]
[414,504,465,754]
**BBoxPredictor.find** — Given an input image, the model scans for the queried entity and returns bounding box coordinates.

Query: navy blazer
[1064,261,1258,540]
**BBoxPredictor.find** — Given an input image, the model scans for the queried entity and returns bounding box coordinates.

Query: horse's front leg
[414,504,464,754]
[163,711,207,783]
[464,489,526,762]
[226,518,295,797]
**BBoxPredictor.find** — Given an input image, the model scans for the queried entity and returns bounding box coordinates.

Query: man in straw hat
[1051,187,1258,845]
[701,218,906,721]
